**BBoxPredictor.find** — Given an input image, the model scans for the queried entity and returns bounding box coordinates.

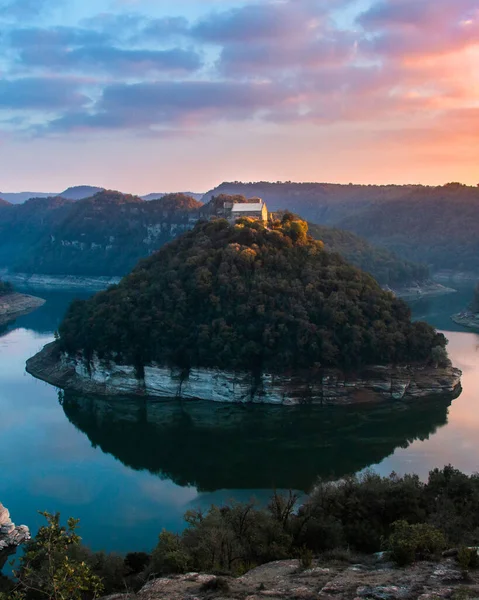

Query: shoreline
[0,271,121,291]
[451,311,479,331]
[388,280,456,300]
[0,292,45,325]
[26,342,462,406]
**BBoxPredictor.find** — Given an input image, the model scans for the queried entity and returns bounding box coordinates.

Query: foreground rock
[452,311,479,331]
[101,556,479,600]
[26,342,462,405]
[0,292,45,325]
[0,503,30,570]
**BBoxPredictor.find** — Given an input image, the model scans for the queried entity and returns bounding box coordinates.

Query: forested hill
[203,182,479,275]
[0,199,11,207]
[59,215,447,373]
[15,191,203,277]
[0,196,73,267]
[308,224,429,286]
[0,190,429,285]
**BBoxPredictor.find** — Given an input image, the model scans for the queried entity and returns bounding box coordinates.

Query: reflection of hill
[61,393,454,492]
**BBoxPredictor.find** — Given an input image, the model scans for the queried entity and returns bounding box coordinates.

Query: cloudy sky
[0,0,477,193]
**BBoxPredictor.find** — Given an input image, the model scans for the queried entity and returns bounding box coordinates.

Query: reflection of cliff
[60,393,455,492]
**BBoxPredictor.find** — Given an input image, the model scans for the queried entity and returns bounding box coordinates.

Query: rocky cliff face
[101,554,479,600]
[452,311,479,331]
[0,503,30,569]
[26,343,462,406]
[0,292,45,325]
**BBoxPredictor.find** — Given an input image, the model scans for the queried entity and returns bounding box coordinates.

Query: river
[0,286,478,557]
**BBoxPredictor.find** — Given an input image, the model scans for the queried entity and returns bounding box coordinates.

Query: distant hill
[0,199,12,207]
[308,224,429,286]
[0,191,430,286]
[0,185,103,204]
[0,191,56,204]
[14,191,202,276]
[60,185,104,200]
[142,191,204,202]
[203,182,479,275]
[0,196,73,266]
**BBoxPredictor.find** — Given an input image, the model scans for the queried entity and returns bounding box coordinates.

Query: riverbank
[26,342,462,405]
[0,292,45,325]
[387,280,456,300]
[452,311,479,331]
[0,271,120,291]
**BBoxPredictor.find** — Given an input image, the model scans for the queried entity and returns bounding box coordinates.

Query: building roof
[231,202,265,213]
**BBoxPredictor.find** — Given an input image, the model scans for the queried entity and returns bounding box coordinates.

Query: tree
[2,512,103,600]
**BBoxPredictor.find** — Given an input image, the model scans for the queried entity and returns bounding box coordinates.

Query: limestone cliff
[26,342,462,406]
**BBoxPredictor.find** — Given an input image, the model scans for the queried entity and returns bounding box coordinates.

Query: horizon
[0,0,478,191]
[2,179,478,197]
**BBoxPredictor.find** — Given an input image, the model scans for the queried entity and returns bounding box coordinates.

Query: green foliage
[8,191,202,277]
[387,521,446,565]
[308,223,430,286]
[150,531,190,575]
[0,280,13,296]
[58,217,447,374]
[298,547,313,570]
[457,547,479,573]
[6,512,103,600]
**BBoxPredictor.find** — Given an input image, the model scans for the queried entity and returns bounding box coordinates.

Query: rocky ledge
[385,281,456,300]
[26,343,462,405]
[452,311,479,331]
[0,271,120,291]
[0,292,45,325]
[101,555,479,600]
[0,503,30,569]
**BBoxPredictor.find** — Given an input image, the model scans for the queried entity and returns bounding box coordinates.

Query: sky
[0,0,478,193]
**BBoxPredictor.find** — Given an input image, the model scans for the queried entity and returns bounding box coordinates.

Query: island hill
[26,214,461,405]
[0,190,451,297]
[0,280,45,326]
[452,282,479,331]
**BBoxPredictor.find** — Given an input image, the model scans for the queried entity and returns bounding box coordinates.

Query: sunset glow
[0,0,478,192]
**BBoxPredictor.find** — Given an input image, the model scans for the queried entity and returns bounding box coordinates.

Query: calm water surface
[0,286,478,558]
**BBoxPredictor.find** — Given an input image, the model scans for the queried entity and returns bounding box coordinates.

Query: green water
[1,286,478,558]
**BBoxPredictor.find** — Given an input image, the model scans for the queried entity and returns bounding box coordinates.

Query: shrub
[387,521,446,565]
[124,552,150,574]
[298,547,313,570]
[150,531,190,575]
[457,547,479,574]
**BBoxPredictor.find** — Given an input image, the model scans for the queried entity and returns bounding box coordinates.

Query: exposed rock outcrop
[0,292,45,325]
[387,281,456,300]
[101,556,479,600]
[0,271,120,291]
[26,342,462,406]
[451,311,479,331]
[0,503,30,569]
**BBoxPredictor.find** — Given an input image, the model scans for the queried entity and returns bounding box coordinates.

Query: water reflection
[60,391,455,492]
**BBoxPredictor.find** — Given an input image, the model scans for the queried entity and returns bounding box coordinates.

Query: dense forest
[204,182,479,274]
[471,283,479,314]
[58,215,447,374]
[308,224,429,286]
[12,191,202,276]
[0,190,430,286]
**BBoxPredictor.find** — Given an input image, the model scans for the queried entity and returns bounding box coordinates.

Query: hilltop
[204,182,479,276]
